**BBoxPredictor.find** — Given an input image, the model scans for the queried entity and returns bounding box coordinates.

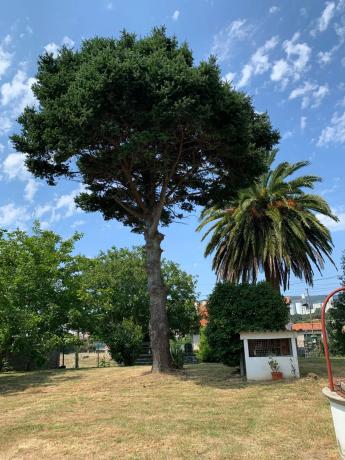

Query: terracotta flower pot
[271,371,283,380]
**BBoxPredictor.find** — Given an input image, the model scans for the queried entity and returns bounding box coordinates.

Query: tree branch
[148,131,185,236]
[111,193,143,221]
[121,162,148,214]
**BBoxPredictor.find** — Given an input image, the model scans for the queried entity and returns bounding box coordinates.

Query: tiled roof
[291,322,322,332]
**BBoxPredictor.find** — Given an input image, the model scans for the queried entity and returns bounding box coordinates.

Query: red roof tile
[291,322,322,332]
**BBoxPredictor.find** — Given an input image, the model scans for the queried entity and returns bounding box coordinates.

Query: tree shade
[198,154,338,291]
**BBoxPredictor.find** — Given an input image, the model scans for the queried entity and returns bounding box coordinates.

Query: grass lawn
[0,358,344,459]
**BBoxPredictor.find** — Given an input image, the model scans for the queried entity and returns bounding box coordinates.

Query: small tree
[106,319,144,366]
[328,251,345,355]
[81,247,198,340]
[203,282,289,366]
[12,28,279,371]
[0,224,82,371]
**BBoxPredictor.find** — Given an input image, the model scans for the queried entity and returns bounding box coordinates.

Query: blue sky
[0,0,344,299]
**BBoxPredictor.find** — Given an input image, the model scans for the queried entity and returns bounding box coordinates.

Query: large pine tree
[12,28,278,371]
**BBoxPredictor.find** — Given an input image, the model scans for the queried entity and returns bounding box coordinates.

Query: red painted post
[321,287,345,392]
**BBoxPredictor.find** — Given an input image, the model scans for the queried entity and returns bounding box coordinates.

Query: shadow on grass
[0,368,83,396]
[182,358,345,389]
[299,357,345,378]
[182,363,248,390]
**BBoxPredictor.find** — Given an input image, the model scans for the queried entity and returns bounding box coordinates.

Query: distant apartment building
[288,294,333,316]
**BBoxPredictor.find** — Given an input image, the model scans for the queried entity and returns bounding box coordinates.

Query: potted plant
[268,357,283,380]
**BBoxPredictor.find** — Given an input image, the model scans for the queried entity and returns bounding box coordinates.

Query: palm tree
[198,155,338,292]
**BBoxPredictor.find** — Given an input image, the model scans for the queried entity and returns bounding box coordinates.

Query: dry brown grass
[0,358,344,459]
[62,352,114,369]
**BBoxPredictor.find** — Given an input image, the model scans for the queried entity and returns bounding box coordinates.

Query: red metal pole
[321,286,345,392]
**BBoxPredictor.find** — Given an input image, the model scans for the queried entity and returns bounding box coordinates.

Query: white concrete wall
[242,333,300,381]
[192,334,200,351]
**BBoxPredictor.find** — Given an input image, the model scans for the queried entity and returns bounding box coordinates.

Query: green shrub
[204,282,289,366]
[170,338,186,369]
[196,327,216,362]
[106,319,143,366]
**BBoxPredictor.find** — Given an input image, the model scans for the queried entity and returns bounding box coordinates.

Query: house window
[248,338,292,357]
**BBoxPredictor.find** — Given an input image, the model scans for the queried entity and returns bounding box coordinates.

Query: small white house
[240,330,300,381]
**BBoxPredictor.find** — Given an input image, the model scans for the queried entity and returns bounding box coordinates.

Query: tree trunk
[75,333,79,369]
[144,228,172,372]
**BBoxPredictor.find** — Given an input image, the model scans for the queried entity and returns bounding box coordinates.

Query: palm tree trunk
[264,262,281,293]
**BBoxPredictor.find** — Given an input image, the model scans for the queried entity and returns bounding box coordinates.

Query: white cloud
[34,186,84,227]
[270,33,311,87]
[282,130,293,140]
[237,36,279,87]
[35,204,52,219]
[172,10,180,21]
[335,20,345,39]
[211,19,254,62]
[3,152,27,180]
[271,59,289,83]
[300,116,307,130]
[44,36,75,58]
[289,82,329,109]
[0,35,12,80]
[24,180,40,202]
[0,203,30,229]
[0,70,37,134]
[2,152,40,202]
[62,36,75,48]
[311,2,336,36]
[316,207,345,232]
[0,115,12,134]
[71,219,85,228]
[56,193,78,218]
[44,42,59,58]
[318,49,333,65]
[318,111,345,146]
[237,64,253,88]
[269,6,280,14]
[1,69,36,112]
[223,71,236,82]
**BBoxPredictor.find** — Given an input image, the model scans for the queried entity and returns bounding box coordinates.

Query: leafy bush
[202,282,289,366]
[106,319,143,366]
[170,338,186,369]
[328,292,345,356]
[196,327,216,362]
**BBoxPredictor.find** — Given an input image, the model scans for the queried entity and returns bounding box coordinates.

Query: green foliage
[268,357,280,372]
[98,357,110,368]
[196,327,215,362]
[328,252,345,355]
[81,247,198,339]
[106,319,144,366]
[203,282,289,366]
[12,28,278,233]
[198,153,337,291]
[169,338,186,369]
[0,224,83,371]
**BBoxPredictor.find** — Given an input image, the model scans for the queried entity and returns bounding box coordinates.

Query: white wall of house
[240,331,300,381]
[192,334,200,351]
